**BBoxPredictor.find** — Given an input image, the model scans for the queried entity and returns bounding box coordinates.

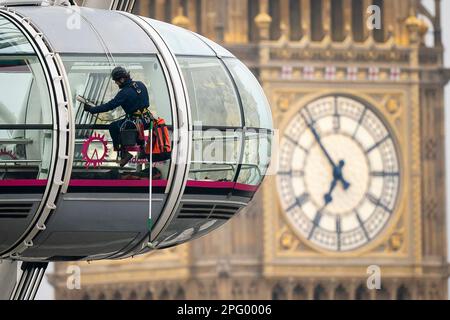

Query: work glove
[76,95,96,113]
[84,104,93,113]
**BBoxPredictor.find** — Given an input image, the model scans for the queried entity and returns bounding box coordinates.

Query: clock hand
[339,177,351,190]
[309,124,337,169]
[299,112,337,169]
[336,160,351,190]
[308,201,332,239]
[308,118,352,190]
[299,113,352,191]
[324,178,338,205]
[324,160,351,205]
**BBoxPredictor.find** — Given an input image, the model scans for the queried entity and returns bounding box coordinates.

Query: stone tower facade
[51,0,450,300]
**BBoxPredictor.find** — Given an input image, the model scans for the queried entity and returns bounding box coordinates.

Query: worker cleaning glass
[77,66,151,167]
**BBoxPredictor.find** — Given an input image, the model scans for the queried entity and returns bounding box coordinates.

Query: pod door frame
[0,8,73,260]
[120,12,192,246]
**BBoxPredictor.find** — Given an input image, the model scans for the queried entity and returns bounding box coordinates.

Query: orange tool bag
[146,117,172,162]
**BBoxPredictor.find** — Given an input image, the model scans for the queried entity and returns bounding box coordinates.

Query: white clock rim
[276,94,404,253]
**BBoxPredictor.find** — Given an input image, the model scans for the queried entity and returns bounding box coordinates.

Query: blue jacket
[90,79,150,115]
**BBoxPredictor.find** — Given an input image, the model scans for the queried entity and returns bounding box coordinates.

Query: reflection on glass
[62,55,172,180]
[0,130,53,180]
[178,57,242,127]
[0,16,53,181]
[0,16,34,54]
[189,129,241,182]
[0,57,52,126]
[238,131,272,186]
[224,58,273,129]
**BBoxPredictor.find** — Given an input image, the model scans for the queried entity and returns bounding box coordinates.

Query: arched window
[144,290,154,300]
[310,0,324,41]
[98,292,106,300]
[334,284,349,300]
[159,288,170,300]
[289,0,302,41]
[129,291,138,300]
[429,283,440,299]
[292,285,307,300]
[376,286,390,300]
[82,293,90,300]
[373,0,385,42]
[113,291,122,300]
[313,284,327,300]
[331,0,345,41]
[355,284,370,300]
[248,0,260,42]
[396,285,411,300]
[175,287,186,300]
[352,0,364,42]
[269,0,281,40]
[272,284,287,300]
[248,281,258,298]
[232,282,244,299]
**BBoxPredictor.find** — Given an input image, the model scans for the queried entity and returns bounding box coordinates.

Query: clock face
[277,96,400,252]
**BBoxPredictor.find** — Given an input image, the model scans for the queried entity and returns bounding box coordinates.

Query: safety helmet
[111,66,130,81]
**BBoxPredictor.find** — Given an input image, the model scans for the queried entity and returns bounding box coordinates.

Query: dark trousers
[109,119,127,152]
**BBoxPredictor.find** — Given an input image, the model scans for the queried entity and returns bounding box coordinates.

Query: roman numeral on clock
[355,210,370,241]
[286,193,310,212]
[333,97,340,132]
[308,209,324,240]
[284,135,309,153]
[278,170,305,177]
[366,135,389,154]
[371,171,399,177]
[366,193,392,214]
[336,216,342,251]
[352,107,367,138]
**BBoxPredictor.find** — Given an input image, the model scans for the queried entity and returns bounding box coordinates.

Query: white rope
[148,124,153,246]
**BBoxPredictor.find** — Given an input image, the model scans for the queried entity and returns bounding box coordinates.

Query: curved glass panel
[0,15,53,182]
[189,129,242,182]
[79,8,158,54]
[144,18,215,56]
[0,16,33,54]
[14,7,106,54]
[224,58,273,129]
[178,57,242,127]
[62,55,172,182]
[0,57,52,125]
[237,130,272,186]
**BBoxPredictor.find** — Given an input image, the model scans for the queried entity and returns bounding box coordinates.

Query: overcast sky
[34,1,450,300]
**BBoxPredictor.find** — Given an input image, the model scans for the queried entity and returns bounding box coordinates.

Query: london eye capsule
[0,2,273,265]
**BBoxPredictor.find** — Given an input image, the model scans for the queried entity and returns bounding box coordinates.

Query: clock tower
[262,0,449,299]
[51,0,450,300]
